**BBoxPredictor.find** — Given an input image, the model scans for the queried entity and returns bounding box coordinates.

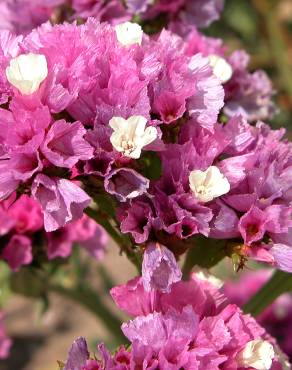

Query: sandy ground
[0,240,136,370]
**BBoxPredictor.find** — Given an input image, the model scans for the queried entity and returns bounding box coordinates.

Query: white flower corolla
[109,116,157,159]
[236,340,275,370]
[189,166,230,203]
[194,269,224,288]
[6,53,48,95]
[208,54,233,83]
[115,21,143,47]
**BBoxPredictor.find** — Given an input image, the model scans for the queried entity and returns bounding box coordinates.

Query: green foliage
[139,151,162,180]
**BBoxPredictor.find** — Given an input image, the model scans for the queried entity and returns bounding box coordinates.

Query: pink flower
[31,174,91,232]
[8,194,43,234]
[224,270,292,362]
[41,120,94,168]
[2,234,32,271]
[65,270,287,369]
[47,215,108,260]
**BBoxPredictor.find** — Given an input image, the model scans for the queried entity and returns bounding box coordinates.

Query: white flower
[6,53,48,95]
[109,116,157,159]
[208,54,233,83]
[189,166,230,203]
[115,22,143,47]
[236,340,275,370]
[194,269,223,288]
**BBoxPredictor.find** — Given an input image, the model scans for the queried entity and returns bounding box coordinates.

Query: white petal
[115,22,143,47]
[236,340,274,370]
[209,54,233,83]
[189,166,230,203]
[128,115,148,137]
[6,53,48,95]
[212,176,230,198]
[110,132,124,152]
[127,146,142,159]
[109,116,127,132]
[189,170,206,189]
[141,126,158,147]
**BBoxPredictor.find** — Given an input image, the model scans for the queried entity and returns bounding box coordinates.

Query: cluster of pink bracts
[0,0,291,368]
[63,246,290,369]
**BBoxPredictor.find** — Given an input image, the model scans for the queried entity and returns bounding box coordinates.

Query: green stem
[243,270,292,317]
[50,283,126,344]
[84,207,141,271]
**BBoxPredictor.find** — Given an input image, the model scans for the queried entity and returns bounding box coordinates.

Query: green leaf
[243,270,292,317]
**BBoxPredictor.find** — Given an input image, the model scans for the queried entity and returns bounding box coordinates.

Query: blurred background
[208,0,292,131]
[1,0,292,369]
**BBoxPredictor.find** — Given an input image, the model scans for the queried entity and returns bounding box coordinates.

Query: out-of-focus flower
[115,21,143,46]
[208,54,233,83]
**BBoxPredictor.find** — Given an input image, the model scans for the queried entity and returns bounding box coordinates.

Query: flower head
[189,166,230,203]
[109,116,157,159]
[6,53,48,95]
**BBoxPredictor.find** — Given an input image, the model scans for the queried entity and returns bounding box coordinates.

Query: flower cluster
[0,8,288,274]
[0,18,223,268]
[0,0,291,368]
[63,246,289,369]
[119,114,292,272]
[225,270,292,362]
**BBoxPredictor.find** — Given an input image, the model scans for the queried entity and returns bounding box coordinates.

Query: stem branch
[243,270,292,317]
